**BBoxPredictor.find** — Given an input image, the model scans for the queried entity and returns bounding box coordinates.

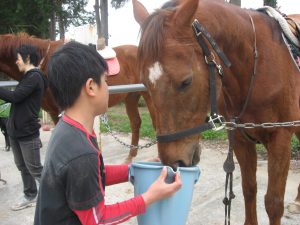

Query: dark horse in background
[0,33,156,163]
[133,0,300,224]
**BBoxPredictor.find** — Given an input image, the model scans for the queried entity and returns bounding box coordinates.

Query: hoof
[287,201,300,214]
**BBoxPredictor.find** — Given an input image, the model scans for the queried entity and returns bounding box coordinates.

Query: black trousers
[10,136,43,198]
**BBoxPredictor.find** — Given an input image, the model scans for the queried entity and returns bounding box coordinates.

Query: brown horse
[133,0,300,224]
[0,33,156,163]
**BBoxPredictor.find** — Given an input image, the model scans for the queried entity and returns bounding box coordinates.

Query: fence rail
[0,81,147,93]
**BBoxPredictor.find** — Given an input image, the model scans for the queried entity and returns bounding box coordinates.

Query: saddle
[286,16,300,41]
[257,6,300,47]
[285,16,300,68]
[257,6,300,69]
[97,47,120,76]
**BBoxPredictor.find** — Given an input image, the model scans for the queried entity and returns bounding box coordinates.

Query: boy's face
[96,74,109,114]
[15,53,30,73]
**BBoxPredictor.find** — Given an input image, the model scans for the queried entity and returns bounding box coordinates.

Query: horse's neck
[198,7,262,115]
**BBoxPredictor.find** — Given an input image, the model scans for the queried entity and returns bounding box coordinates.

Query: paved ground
[0,128,299,225]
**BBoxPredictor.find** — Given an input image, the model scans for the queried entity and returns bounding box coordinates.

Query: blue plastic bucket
[129,162,200,225]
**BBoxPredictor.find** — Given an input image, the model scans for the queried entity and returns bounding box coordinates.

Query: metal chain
[100,113,300,149]
[100,114,157,150]
[223,120,300,130]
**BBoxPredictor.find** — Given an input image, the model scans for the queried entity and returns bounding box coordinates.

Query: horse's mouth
[171,143,201,169]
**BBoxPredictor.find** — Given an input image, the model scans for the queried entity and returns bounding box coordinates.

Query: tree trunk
[49,11,56,40]
[95,0,102,39]
[58,15,65,40]
[229,0,241,6]
[101,0,109,45]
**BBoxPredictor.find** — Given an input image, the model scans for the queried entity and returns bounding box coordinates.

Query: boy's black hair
[47,41,108,110]
[16,44,41,66]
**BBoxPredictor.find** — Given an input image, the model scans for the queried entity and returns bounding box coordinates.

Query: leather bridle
[156,19,231,143]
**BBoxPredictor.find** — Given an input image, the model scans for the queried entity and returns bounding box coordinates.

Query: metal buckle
[208,115,225,131]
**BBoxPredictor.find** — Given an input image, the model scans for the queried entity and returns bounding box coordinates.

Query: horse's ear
[132,0,149,26]
[174,0,199,27]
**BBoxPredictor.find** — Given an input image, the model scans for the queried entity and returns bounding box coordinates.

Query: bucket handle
[128,166,176,184]
[129,165,135,184]
[129,165,201,185]
[194,167,201,184]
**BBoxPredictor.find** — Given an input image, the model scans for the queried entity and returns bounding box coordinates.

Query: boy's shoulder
[47,119,98,168]
[52,119,96,149]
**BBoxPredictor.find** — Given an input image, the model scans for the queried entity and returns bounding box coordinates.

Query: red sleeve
[73,195,146,225]
[105,165,129,186]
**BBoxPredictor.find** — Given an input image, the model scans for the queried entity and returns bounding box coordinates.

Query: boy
[34,41,182,225]
[0,44,46,210]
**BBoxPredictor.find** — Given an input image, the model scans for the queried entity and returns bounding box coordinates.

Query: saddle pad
[106,57,120,76]
[97,48,120,75]
[97,47,116,59]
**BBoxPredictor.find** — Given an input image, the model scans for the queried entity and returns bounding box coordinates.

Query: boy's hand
[142,167,182,207]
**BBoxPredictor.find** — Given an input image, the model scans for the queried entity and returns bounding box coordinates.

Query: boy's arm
[105,164,129,186]
[73,195,145,225]
[0,73,39,103]
[66,155,145,225]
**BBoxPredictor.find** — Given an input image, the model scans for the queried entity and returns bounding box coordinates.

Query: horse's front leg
[124,93,141,164]
[264,129,292,225]
[234,132,258,225]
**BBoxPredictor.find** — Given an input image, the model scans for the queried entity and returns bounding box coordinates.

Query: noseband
[156,19,232,143]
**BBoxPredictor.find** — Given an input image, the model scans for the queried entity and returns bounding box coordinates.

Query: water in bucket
[129,162,200,225]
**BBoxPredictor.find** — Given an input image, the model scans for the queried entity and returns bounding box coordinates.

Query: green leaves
[111,0,129,9]
[264,0,277,8]
[0,0,93,38]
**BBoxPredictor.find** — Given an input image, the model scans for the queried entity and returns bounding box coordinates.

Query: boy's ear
[25,55,30,64]
[85,78,96,96]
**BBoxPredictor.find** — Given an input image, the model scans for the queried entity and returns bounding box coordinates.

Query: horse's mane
[0,32,51,60]
[137,0,284,71]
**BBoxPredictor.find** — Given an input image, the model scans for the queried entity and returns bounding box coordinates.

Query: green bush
[201,129,227,140]
[100,106,156,140]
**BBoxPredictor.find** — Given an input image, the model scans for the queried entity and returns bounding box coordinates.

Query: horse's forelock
[138,7,198,77]
[138,9,177,71]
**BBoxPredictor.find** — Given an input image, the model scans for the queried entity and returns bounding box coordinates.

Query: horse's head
[133,0,219,168]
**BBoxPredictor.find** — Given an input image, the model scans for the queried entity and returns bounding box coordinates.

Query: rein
[191,19,236,225]
[38,41,51,70]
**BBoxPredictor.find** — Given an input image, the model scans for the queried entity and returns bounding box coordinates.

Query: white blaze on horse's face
[148,62,163,87]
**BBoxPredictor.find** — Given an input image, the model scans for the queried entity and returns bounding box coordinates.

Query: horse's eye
[177,77,193,91]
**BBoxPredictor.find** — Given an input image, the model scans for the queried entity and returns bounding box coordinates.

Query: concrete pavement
[0,128,299,225]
